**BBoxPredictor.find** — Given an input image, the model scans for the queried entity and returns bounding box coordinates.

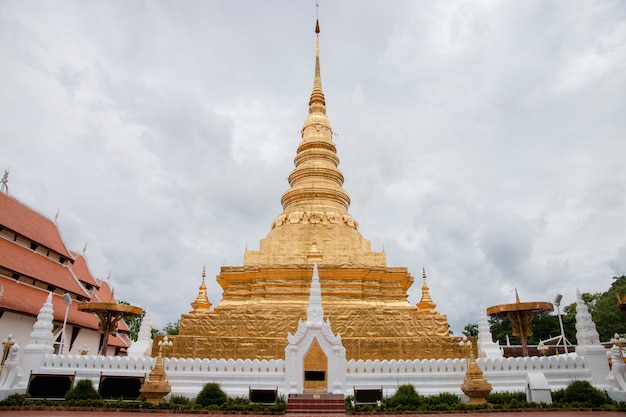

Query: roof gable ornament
[1,169,8,193]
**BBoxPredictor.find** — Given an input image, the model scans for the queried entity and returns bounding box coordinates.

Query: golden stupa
[165,21,464,361]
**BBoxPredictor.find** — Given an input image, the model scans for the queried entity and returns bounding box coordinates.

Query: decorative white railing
[30,353,592,398]
[479,354,589,392]
[41,354,154,373]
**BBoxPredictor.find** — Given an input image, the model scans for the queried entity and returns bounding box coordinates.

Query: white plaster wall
[0,313,103,357]
[0,311,35,350]
[63,326,101,356]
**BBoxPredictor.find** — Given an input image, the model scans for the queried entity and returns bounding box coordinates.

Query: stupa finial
[276,17,351,217]
[515,288,520,303]
[191,265,212,313]
[416,267,438,315]
[309,18,326,115]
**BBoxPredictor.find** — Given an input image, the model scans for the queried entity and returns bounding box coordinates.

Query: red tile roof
[69,252,100,289]
[107,333,131,348]
[0,277,100,329]
[0,192,73,260]
[0,237,89,298]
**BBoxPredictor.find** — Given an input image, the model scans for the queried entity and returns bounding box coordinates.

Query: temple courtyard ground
[0,411,625,416]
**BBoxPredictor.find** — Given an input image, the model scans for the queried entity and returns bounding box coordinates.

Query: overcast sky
[2,1,625,337]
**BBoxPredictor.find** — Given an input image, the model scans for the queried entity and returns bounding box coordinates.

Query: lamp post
[58,293,72,354]
[554,294,568,354]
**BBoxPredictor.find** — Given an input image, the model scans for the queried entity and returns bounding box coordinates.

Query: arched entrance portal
[303,339,328,393]
[284,264,346,394]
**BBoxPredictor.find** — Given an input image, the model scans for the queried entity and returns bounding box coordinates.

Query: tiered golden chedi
[168,21,463,360]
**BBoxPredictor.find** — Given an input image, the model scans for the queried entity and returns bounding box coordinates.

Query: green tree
[489,316,517,345]
[119,300,145,342]
[462,323,478,337]
[163,320,180,336]
[565,276,626,342]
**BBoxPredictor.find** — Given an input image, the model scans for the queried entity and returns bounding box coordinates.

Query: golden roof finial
[416,267,438,315]
[309,19,326,115]
[515,288,521,304]
[190,265,212,313]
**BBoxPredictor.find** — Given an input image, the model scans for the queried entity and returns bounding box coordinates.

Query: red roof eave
[0,238,89,297]
[0,192,73,260]
[0,278,100,329]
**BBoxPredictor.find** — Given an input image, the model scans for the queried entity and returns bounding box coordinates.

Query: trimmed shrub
[0,393,26,406]
[486,391,526,404]
[195,382,228,407]
[168,394,191,405]
[427,392,462,405]
[385,384,422,409]
[560,380,611,407]
[65,379,101,401]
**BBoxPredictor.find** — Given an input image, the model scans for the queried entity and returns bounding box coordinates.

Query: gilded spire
[190,265,212,313]
[278,19,352,216]
[416,267,438,315]
[309,19,326,115]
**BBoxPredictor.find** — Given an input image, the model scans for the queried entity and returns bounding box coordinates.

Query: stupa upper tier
[243,21,384,268]
[280,20,350,214]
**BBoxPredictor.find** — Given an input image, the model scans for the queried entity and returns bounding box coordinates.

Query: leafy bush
[486,391,526,404]
[65,379,101,401]
[195,382,228,407]
[168,394,191,405]
[0,393,25,406]
[558,380,612,407]
[429,392,462,405]
[385,384,422,410]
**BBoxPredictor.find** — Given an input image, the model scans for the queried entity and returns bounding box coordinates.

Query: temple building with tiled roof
[0,190,132,355]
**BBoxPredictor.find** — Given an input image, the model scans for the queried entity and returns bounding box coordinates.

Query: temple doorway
[303,338,327,393]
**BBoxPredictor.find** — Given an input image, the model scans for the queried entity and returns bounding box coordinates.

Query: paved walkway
[0,411,625,416]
